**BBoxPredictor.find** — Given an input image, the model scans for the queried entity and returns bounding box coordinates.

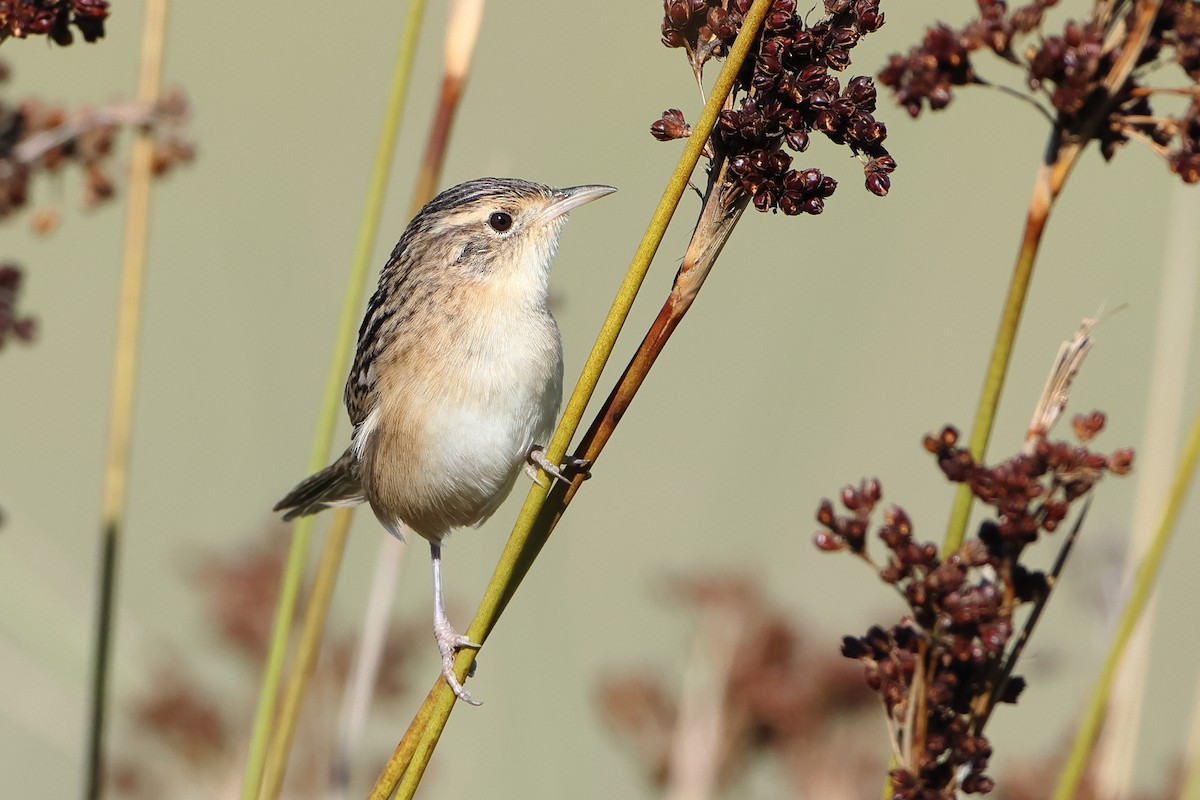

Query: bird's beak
[537,184,617,224]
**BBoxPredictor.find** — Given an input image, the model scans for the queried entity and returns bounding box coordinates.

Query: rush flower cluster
[654,0,897,213]
[814,415,1133,798]
[0,0,108,46]
[878,0,1200,183]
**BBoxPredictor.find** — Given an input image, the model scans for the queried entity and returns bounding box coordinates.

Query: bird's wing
[344,243,419,427]
[344,285,391,427]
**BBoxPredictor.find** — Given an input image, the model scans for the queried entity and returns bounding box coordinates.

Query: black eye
[488,211,513,232]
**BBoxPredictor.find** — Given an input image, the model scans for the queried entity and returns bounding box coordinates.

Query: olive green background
[2,2,1198,798]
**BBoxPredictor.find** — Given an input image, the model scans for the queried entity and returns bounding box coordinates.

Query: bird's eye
[488,211,513,232]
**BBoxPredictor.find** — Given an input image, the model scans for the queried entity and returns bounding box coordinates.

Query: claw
[434,619,482,706]
[527,446,592,487]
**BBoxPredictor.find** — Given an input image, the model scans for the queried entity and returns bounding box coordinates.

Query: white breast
[417,307,563,526]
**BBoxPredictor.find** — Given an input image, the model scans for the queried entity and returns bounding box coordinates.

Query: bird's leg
[524,445,592,487]
[430,542,482,706]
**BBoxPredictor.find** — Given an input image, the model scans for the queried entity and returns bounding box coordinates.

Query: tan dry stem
[410,0,483,212]
[87,1,171,796]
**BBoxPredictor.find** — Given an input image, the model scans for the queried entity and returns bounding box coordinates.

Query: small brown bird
[275,177,615,704]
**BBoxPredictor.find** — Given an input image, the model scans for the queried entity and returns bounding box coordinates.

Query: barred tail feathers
[274,450,364,521]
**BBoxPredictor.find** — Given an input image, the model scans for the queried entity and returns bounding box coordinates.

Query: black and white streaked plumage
[275,177,615,703]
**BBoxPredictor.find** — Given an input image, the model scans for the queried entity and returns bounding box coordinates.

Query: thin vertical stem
[1092,180,1200,796]
[259,508,354,800]
[86,0,170,796]
[1052,399,1200,800]
[239,3,427,797]
[410,0,485,212]
[941,144,1083,554]
[941,0,1161,554]
[328,536,407,798]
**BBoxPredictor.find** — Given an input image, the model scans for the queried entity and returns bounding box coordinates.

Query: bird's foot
[525,446,592,488]
[434,619,482,706]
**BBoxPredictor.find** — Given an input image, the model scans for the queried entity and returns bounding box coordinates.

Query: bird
[275,177,616,704]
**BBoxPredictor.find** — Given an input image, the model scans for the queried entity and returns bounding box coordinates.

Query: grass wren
[275,177,615,704]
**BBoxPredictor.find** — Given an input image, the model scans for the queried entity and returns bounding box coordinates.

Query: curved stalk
[238,4,427,797]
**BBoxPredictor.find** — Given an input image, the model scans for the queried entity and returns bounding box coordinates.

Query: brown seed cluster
[814,415,1132,797]
[0,0,108,45]
[878,0,1200,182]
[597,576,880,796]
[0,72,194,224]
[655,0,897,213]
[924,421,1133,546]
[0,65,192,346]
[110,529,423,798]
[0,262,34,347]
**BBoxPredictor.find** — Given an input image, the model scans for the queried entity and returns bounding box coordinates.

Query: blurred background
[1,1,1198,797]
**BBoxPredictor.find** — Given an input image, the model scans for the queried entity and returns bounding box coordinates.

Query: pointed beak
[537,184,617,224]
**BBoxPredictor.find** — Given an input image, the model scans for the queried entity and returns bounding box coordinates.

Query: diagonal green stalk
[238,3,427,797]
[1053,399,1200,800]
[368,3,775,797]
[941,0,1162,555]
[86,1,170,796]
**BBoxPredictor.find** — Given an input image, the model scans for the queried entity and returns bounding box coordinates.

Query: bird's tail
[274,449,364,521]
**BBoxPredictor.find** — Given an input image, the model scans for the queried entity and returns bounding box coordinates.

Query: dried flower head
[0,64,193,344]
[656,0,897,213]
[0,0,109,45]
[598,575,879,796]
[814,415,1132,797]
[0,68,194,223]
[879,0,1200,182]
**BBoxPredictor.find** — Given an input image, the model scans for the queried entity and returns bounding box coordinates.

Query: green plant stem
[86,1,170,796]
[260,508,353,800]
[941,0,1162,556]
[238,4,426,798]
[1053,399,1200,800]
[941,145,1081,555]
[254,1,483,793]
[368,3,774,798]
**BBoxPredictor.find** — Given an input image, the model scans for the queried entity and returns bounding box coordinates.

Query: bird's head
[390,177,616,300]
